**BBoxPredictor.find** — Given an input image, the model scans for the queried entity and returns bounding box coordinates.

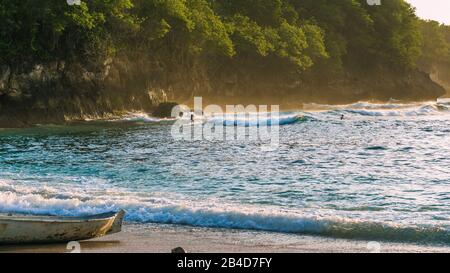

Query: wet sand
[1,223,450,253]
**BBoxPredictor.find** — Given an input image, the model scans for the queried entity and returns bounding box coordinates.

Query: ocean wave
[303,101,450,118]
[328,104,447,117]
[214,113,309,127]
[106,101,450,125]
[304,102,415,111]
[113,112,311,126]
[1,179,449,245]
[117,112,172,123]
[176,113,312,127]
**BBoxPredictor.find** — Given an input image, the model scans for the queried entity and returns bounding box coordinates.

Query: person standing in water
[341,114,345,120]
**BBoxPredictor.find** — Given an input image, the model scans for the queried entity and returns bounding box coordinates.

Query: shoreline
[1,223,450,253]
[1,98,448,129]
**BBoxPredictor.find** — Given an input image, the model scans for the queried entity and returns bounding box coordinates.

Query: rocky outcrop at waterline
[0,62,173,127]
[429,66,450,97]
[315,69,446,104]
[152,102,180,118]
[0,58,446,128]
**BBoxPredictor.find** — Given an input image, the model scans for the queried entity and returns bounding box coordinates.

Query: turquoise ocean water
[1,99,450,245]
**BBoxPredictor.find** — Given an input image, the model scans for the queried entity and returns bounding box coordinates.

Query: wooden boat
[0,210,125,244]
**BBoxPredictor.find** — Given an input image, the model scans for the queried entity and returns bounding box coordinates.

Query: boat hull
[0,210,125,244]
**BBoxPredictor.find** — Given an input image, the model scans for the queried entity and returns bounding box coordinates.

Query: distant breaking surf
[111,100,450,125]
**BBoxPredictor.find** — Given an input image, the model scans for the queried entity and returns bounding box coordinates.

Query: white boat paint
[0,210,125,244]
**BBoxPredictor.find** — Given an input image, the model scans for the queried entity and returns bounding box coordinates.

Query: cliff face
[1,1,448,127]
[0,60,170,127]
[0,57,446,128]
[429,66,450,97]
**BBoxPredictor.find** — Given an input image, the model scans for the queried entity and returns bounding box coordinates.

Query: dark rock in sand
[171,247,187,253]
[152,102,180,118]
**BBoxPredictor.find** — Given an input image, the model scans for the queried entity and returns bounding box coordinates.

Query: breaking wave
[305,100,450,118]
[1,179,449,245]
[213,113,310,127]
[115,100,450,125]
[118,112,311,126]
[118,112,170,123]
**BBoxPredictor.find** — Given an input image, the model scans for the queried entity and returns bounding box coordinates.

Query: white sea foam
[1,179,449,244]
[109,101,449,125]
[120,112,308,126]
[304,101,449,118]
[120,112,169,123]
[212,113,306,127]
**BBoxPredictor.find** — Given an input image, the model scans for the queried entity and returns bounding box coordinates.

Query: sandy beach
[1,223,449,253]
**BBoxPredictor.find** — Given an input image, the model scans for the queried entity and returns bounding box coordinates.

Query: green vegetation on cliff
[418,20,450,93]
[0,0,449,126]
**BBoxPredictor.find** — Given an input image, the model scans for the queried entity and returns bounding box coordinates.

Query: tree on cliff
[0,0,447,104]
[0,0,134,72]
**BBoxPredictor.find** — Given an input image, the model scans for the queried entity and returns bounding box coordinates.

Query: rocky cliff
[0,57,446,128]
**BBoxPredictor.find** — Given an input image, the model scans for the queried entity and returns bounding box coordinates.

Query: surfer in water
[341,114,345,120]
[190,111,195,122]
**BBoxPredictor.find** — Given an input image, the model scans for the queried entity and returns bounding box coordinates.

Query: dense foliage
[419,20,450,71]
[0,0,134,70]
[0,0,448,104]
